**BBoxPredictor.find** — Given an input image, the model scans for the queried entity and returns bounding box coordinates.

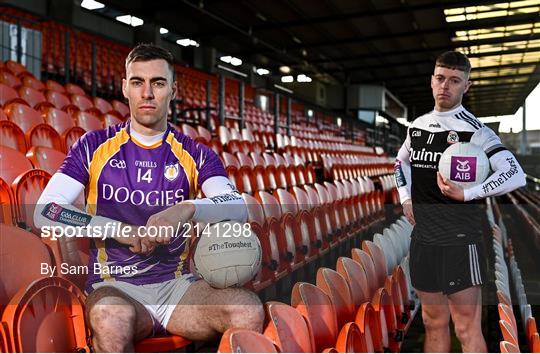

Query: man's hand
[402,199,416,226]
[437,172,465,201]
[112,225,156,255]
[145,202,196,246]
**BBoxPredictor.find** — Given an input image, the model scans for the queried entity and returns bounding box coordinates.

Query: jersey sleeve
[464,127,527,201]
[58,133,92,186]
[193,142,228,188]
[395,127,412,204]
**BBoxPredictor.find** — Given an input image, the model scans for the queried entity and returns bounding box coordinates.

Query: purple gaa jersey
[58,120,227,290]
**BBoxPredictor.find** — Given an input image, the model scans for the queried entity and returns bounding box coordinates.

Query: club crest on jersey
[447,131,459,144]
[164,163,179,181]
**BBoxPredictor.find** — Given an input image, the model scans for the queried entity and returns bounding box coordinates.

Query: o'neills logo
[410,147,443,163]
[208,241,252,252]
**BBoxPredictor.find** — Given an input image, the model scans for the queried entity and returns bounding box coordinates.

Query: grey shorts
[91,273,198,335]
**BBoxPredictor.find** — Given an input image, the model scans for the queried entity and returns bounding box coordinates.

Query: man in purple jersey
[34,44,263,352]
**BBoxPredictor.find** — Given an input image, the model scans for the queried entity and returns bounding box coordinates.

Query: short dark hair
[435,51,471,75]
[125,43,175,80]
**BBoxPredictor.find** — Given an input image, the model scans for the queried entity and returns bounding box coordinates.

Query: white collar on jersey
[431,104,464,117]
[130,129,165,146]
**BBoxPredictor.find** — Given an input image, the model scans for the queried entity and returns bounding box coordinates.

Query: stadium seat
[0,109,6,121]
[500,319,519,346]
[291,282,338,352]
[218,328,277,353]
[499,303,518,331]
[103,113,122,127]
[0,69,21,88]
[93,96,113,114]
[63,126,86,152]
[0,322,8,352]
[263,301,315,352]
[21,75,45,91]
[134,335,192,353]
[532,332,539,353]
[316,267,356,328]
[362,240,388,287]
[335,257,370,308]
[45,80,66,93]
[65,83,86,96]
[0,83,23,107]
[353,302,377,353]
[71,94,94,111]
[372,287,399,352]
[75,111,103,131]
[11,169,51,231]
[0,224,53,314]
[196,125,212,145]
[0,178,15,225]
[351,248,378,298]
[18,86,48,109]
[42,107,75,134]
[0,120,27,152]
[500,340,520,353]
[0,145,33,184]
[112,100,130,117]
[5,60,27,76]
[1,277,90,352]
[45,90,72,110]
[26,146,66,175]
[5,103,44,133]
[27,123,64,151]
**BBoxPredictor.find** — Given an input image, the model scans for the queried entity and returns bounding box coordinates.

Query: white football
[193,221,261,289]
[438,142,490,188]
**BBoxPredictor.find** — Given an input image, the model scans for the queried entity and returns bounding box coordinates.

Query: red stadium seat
[0,83,23,106]
[75,111,103,131]
[26,123,63,151]
[0,145,33,184]
[181,123,199,140]
[93,96,113,114]
[71,94,94,112]
[0,120,27,152]
[263,301,315,352]
[42,107,75,134]
[500,320,519,346]
[21,75,45,91]
[351,248,378,298]
[0,70,21,88]
[218,328,277,353]
[45,90,72,110]
[0,322,8,352]
[362,240,388,288]
[11,169,51,231]
[5,60,27,76]
[196,125,212,145]
[45,80,66,93]
[0,224,53,314]
[0,177,15,226]
[26,146,66,175]
[0,109,6,121]
[64,126,86,152]
[65,83,86,96]
[1,277,90,353]
[291,282,338,352]
[18,86,47,109]
[5,103,44,133]
[103,113,122,127]
[316,267,356,328]
[111,99,130,117]
[500,341,520,353]
[372,287,399,352]
[335,257,371,308]
[134,335,192,353]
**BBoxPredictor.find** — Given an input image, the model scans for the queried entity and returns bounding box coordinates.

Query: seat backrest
[316,267,355,328]
[21,75,45,91]
[26,146,66,175]
[6,103,43,133]
[5,61,27,76]
[336,257,370,307]
[0,224,53,311]
[1,277,89,352]
[65,83,85,96]
[27,123,63,151]
[45,80,66,93]
[64,127,86,152]
[291,282,338,352]
[263,301,315,352]
[0,145,33,184]
[0,69,21,88]
[292,186,310,211]
[196,125,211,143]
[249,152,266,167]
[102,113,122,127]
[11,169,51,231]
[93,96,113,114]
[242,193,266,226]
[0,83,19,106]
[111,99,130,117]
[362,240,388,287]
[274,188,299,215]
[75,111,102,131]
[43,107,75,134]
[351,248,378,298]
[70,94,93,111]
[45,90,71,109]
[0,120,27,152]
[221,151,240,169]
[236,152,254,168]
[498,303,517,331]
[499,340,520,353]
[0,177,15,225]
[218,328,277,353]
[18,86,46,108]
[499,320,518,346]
[256,191,282,220]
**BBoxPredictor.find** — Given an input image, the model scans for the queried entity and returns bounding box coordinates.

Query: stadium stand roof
[99,0,540,118]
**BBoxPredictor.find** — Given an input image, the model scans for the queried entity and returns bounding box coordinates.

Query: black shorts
[409,239,486,295]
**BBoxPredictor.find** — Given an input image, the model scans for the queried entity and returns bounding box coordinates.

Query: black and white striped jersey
[395,105,526,246]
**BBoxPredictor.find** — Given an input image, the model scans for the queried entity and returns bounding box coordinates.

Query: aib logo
[450,156,476,182]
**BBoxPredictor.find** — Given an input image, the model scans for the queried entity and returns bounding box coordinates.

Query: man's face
[431,66,471,112]
[122,59,176,132]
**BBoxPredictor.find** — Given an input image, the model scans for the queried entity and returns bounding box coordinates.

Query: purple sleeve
[194,142,227,188]
[58,133,91,186]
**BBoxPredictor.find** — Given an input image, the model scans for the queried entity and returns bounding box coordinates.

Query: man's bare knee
[86,287,137,352]
[422,306,450,332]
[222,290,264,332]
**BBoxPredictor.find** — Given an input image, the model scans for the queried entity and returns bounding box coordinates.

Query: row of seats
[487,199,539,353]
[218,216,416,352]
